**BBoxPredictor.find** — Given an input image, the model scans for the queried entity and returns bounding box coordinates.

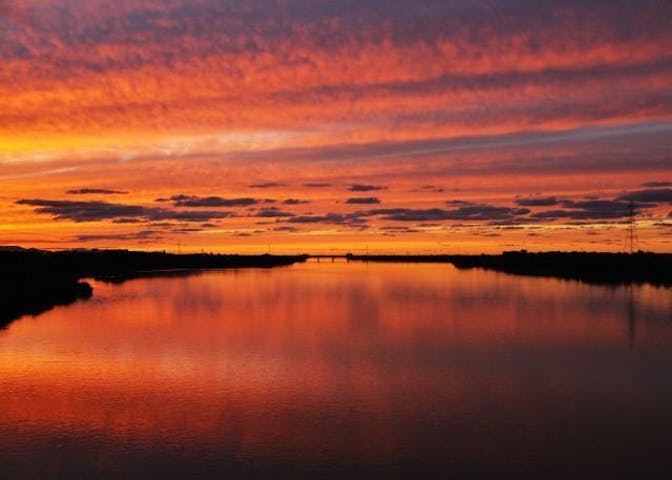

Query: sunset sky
[1,0,670,254]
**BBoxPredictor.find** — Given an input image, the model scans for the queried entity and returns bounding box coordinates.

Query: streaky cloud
[348,184,387,192]
[17,199,234,223]
[66,188,128,195]
[368,205,530,222]
[616,188,672,204]
[515,196,558,207]
[170,195,261,207]
[531,200,654,220]
[75,230,162,242]
[253,207,295,218]
[248,182,287,189]
[346,197,381,205]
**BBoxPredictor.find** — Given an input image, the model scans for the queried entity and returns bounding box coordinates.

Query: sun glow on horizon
[1,0,670,252]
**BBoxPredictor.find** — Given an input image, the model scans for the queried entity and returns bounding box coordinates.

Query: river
[1,262,670,479]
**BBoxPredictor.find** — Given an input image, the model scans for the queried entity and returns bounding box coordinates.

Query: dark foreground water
[1,262,670,479]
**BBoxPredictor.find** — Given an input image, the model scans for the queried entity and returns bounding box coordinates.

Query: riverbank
[2,248,670,328]
[450,251,672,286]
[347,251,672,287]
[0,272,92,327]
[0,248,307,327]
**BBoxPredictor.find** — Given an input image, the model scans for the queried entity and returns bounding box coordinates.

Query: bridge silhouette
[304,254,463,263]
[306,254,352,262]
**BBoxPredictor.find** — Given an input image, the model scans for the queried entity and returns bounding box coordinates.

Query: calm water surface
[1,262,671,479]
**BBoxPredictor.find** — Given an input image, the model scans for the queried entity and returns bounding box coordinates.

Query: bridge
[304,254,461,263]
[306,254,353,262]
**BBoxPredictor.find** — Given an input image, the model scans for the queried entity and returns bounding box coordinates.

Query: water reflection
[628,285,637,349]
[0,263,670,479]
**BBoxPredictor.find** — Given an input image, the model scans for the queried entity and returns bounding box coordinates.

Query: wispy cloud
[515,196,558,207]
[348,184,387,192]
[346,197,381,205]
[66,188,128,195]
[616,188,672,204]
[169,195,265,208]
[248,182,287,189]
[16,199,234,223]
[2,0,671,251]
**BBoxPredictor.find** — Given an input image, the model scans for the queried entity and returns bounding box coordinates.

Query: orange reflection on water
[0,263,670,478]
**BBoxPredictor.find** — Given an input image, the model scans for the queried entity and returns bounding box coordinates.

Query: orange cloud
[0,1,670,251]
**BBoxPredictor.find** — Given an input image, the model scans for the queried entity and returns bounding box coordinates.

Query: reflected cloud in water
[0,263,670,479]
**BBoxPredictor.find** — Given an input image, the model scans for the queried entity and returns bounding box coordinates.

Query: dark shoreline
[347,251,672,287]
[2,248,670,328]
[0,248,307,328]
[0,272,93,327]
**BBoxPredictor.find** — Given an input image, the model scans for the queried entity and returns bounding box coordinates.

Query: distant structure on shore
[625,201,639,254]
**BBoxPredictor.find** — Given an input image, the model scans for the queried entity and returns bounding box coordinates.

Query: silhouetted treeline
[0,267,92,327]
[451,251,672,286]
[346,254,459,263]
[0,247,306,327]
[3,247,669,329]
[347,251,672,287]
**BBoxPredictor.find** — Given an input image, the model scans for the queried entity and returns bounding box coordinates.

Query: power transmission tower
[625,202,639,254]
